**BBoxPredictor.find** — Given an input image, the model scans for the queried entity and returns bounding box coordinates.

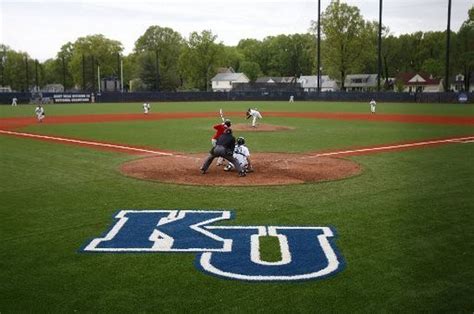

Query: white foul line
[311,136,474,158]
[1,129,472,158]
[0,129,174,156]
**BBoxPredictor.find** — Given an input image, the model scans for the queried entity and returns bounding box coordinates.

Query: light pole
[445,0,452,92]
[62,55,66,90]
[317,0,321,93]
[377,0,383,91]
[25,55,29,92]
[0,53,5,87]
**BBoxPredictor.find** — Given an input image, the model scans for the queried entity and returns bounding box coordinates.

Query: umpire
[200,128,246,177]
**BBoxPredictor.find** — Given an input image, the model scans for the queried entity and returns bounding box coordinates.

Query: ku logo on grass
[81,210,344,282]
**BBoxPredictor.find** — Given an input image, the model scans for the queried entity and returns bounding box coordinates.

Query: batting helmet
[224,119,231,127]
[237,137,245,145]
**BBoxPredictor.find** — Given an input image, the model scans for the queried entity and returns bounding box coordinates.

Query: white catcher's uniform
[35,106,45,122]
[248,109,262,127]
[143,102,151,114]
[370,100,376,113]
[227,144,250,170]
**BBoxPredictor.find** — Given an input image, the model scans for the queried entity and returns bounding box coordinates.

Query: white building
[344,74,378,91]
[211,73,250,92]
[298,75,339,92]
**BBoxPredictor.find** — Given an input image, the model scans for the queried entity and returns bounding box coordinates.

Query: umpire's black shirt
[216,132,236,152]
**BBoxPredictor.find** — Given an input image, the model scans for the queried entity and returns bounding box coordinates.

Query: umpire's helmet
[237,137,245,146]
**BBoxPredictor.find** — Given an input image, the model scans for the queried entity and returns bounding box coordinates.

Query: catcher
[224,137,253,173]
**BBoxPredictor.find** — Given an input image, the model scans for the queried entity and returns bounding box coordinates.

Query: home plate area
[120,152,362,186]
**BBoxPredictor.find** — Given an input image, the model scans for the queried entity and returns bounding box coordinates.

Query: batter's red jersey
[212,123,227,140]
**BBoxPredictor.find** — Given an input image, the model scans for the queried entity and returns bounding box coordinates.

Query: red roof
[396,72,441,86]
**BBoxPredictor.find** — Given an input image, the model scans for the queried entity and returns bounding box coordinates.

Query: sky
[0,0,472,61]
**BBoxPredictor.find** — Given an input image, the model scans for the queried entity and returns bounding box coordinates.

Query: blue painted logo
[81,210,344,281]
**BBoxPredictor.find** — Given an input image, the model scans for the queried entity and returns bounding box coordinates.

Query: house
[211,72,250,92]
[0,86,12,92]
[101,76,122,92]
[450,73,474,92]
[216,67,235,74]
[42,84,64,93]
[297,75,339,92]
[255,77,297,84]
[396,72,443,93]
[344,74,378,91]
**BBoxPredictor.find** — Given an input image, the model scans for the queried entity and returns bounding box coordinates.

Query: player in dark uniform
[200,128,246,177]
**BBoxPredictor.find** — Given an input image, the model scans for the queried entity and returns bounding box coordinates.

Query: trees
[454,6,473,90]
[134,26,184,91]
[67,34,123,91]
[178,30,224,91]
[239,61,261,82]
[0,45,33,91]
[319,0,369,90]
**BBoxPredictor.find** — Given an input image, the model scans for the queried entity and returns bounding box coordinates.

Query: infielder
[370,99,376,114]
[143,102,151,114]
[35,104,45,123]
[246,108,262,127]
[224,137,253,173]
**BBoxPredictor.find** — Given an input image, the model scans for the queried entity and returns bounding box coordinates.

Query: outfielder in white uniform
[35,105,45,122]
[11,97,18,106]
[246,108,262,127]
[224,137,253,173]
[289,95,294,103]
[143,102,151,114]
[370,99,376,114]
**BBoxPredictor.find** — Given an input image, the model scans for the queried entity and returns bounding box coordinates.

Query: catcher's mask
[237,137,245,146]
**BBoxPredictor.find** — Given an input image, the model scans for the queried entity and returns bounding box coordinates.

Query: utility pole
[445,0,452,92]
[317,0,321,93]
[97,62,101,93]
[25,56,29,92]
[90,55,95,92]
[82,54,86,91]
[62,55,66,90]
[35,59,39,91]
[155,50,160,91]
[120,58,124,93]
[377,0,383,91]
[0,48,5,87]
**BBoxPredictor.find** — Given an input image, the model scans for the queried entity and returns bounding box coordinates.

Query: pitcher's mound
[120,152,361,186]
[231,123,295,132]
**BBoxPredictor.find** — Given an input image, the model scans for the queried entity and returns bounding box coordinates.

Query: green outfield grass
[0,101,473,312]
[1,100,474,117]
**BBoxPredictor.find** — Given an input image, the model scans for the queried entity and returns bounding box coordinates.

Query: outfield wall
[0,91,472,104]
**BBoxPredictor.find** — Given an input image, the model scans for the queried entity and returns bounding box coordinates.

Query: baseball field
[0,100,473,312]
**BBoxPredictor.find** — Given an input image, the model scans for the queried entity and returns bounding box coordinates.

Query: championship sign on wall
[53,93,92,103]
[81,210,344,282]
